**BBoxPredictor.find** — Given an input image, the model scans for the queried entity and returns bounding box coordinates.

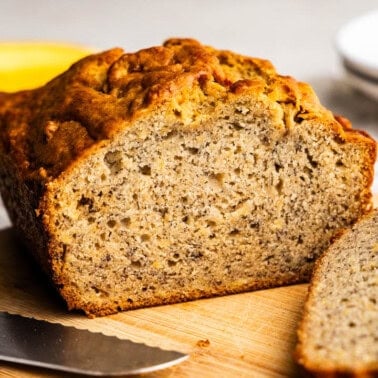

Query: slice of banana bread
[295,209,378,377]
[0,39,376,317]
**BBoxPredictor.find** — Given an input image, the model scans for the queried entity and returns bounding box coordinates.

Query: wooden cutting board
[1,193,377,378]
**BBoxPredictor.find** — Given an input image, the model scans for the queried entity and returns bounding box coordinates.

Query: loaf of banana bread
[0,39,375,316]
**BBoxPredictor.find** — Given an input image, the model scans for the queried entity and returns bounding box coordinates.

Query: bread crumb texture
[0,38,376,317]
[296,209,378,377]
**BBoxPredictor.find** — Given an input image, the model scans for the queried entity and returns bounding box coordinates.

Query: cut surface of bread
[0,39,376,316]
[295,209,378,377]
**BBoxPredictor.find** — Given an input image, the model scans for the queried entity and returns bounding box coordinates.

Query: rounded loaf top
[0,38,356,183]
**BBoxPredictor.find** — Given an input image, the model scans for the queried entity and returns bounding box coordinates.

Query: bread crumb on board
[196,339,211,348]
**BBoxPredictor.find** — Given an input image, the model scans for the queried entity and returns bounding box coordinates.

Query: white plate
[336,10,378,79]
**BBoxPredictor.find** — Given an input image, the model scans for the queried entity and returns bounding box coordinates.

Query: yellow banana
[0,42,92,92]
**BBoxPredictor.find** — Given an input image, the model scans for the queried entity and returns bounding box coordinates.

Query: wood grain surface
[2,194,377,377]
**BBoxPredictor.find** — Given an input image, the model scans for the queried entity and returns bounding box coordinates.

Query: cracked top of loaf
[0,38,370,183]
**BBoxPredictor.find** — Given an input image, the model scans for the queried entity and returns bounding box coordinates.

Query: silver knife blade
[0,312,188,376]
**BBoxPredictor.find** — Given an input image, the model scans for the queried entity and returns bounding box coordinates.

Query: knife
[0,312,188,376]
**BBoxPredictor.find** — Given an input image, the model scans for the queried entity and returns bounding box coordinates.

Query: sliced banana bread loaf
[0,39,376,316]
[295,209,378,377]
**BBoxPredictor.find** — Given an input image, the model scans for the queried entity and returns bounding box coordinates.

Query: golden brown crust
[63,272,305,318]
[1,38,373,188]
[0,48,124,181]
